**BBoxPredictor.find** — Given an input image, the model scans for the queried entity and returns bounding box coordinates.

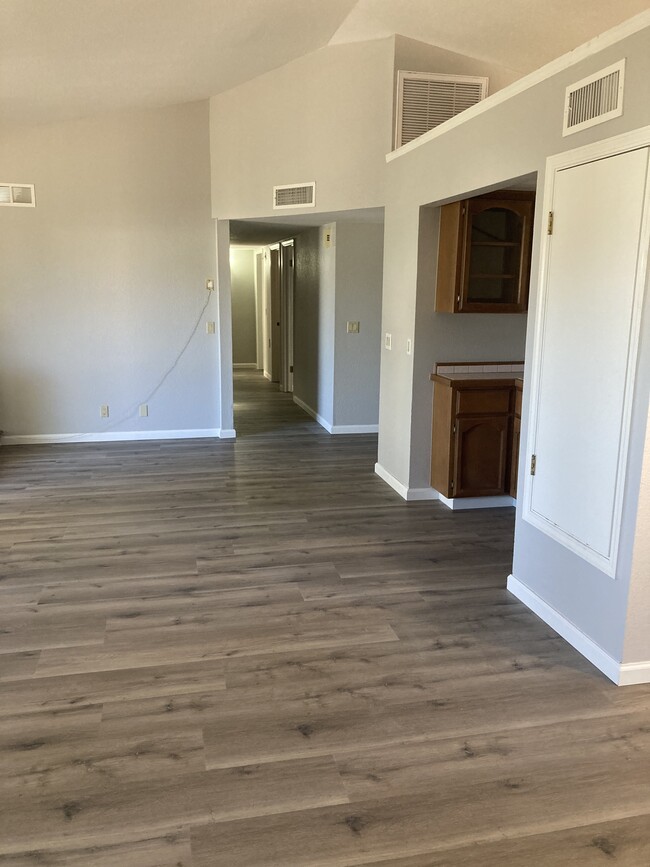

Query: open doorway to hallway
[228,208,385,439]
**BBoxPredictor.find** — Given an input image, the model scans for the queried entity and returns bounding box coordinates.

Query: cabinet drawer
[456,388,511,416]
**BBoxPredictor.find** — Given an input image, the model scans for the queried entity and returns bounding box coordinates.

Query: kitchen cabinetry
[430,369,523,500]
[509,381,523,498]
[435,190,535,314]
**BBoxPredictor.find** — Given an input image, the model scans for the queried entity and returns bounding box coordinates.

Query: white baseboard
[438,493,516,510]
[374,463,439,501]
[619,660,650,686]
[331,423,379,435]
[263,371,272,381]
[507,574,650,686]
[219,429,237,439]
[233,363,257,368]
[2,429,222,445]
[292,395,333,433]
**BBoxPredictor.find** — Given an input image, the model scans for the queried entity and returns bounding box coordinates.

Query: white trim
[292,395,333,432]
[405,486,439,501]
[233,363,257,368]
[374,464,439,501]
[2,429,222,445]
[523,126,650,578]
[330,424,379,435]
[263,371,272,381]
[507,574,623,684]
[219,429,237,439]
[619,660,650,686]
[438,493,516,510]
[386,10,650,163]
[375,462,409,499]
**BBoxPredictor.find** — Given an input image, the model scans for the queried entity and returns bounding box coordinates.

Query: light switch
[406,339,412,355]
[206,321,216,334]
[385,333,392,350]
[347,321,360,334]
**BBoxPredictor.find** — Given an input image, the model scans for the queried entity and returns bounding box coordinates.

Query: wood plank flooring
[1,369,649,865]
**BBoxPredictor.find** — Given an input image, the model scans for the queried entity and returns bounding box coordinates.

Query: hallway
[0,373,649,864]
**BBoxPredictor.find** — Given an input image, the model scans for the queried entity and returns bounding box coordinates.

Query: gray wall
[230,248,258,365]
[0,101,219,438]
[293,220,384,431]
[377,25,650,664]
[333,221,384,427]
[293,226,336,426]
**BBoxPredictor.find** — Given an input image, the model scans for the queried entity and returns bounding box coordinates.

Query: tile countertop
[430,365,524,388]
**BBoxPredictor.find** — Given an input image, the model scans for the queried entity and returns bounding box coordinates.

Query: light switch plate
[385,333,392,350]
[347,321,360,334]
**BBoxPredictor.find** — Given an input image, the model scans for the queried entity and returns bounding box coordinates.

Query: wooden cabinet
[509,382,523,498]
[431,374,523,500]
[435,190,535,314]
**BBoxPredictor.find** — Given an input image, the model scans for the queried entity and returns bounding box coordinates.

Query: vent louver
[563,60,625,136]
[273,182,316,210]
[395,71,488,149]
[0,183,35,207]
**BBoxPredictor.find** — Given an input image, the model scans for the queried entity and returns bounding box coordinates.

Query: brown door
[453,416,509,497]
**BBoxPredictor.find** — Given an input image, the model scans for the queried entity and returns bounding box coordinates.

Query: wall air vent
[563,60,625,136]
[273,182,316,210]
[0,183,35,207]
[395,71,488,149]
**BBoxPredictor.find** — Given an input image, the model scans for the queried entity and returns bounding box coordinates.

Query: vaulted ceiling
[1,0,648,129]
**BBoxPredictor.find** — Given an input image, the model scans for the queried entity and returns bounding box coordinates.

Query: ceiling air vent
[563,60,625,136]
[0,183,35,207]
[273,182,316,210]
[395,71,488,149]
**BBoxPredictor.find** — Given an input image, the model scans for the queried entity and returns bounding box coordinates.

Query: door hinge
[530,454,537,476]
[547,211,554,235]
[450,479,455,492]
[452,423,456,435]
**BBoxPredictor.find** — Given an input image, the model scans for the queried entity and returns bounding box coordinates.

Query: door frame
[280,239,295,393]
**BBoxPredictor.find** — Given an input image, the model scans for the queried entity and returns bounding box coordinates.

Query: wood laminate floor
[1,370,649,866]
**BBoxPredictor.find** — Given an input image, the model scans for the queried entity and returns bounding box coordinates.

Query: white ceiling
[1,0,648,129]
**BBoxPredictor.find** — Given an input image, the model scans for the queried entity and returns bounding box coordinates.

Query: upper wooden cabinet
[435,190,535,314]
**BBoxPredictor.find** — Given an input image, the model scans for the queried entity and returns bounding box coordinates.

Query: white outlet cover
[385,333,392,350]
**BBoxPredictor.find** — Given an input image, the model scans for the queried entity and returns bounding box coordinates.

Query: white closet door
[526,145,649,576]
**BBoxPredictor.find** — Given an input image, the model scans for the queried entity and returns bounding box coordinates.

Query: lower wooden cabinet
[431,376,522,500]
[455,415,510,497]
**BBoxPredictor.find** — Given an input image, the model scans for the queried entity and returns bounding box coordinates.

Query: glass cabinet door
[459,197,534,313]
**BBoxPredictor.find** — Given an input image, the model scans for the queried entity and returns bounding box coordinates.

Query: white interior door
[525,144,650,576]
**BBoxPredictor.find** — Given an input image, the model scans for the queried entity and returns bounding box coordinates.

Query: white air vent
[273,182,316,210]
[0,183,35,207]
[563,60,625,136]
[395,71,488,149]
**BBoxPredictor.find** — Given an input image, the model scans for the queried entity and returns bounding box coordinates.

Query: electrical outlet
[385,333,392,350]
[206,278,214,291]
[347,321,360,334]
[139,404,148,418]
[100,405,109,418]
[206,321,216,334]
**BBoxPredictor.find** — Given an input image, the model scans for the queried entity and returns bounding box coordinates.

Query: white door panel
[526,145,650,575]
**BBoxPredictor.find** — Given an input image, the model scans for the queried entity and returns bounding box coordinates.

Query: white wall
[376,22,650,670]
[209,40,396,220]
[230,248,258,365]
[0,101,220,440]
